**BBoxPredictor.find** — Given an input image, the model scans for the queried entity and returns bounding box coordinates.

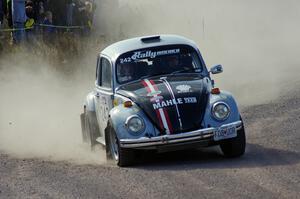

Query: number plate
[214,125,237,141]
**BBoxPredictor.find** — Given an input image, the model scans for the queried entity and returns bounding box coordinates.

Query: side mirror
[209,64,223,74]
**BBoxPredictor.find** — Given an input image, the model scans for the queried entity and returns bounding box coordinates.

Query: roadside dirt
[0,88,299,199]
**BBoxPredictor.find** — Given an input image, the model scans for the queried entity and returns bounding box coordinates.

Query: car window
[100,57,112,88]
[116,45,204,84]
[96,57,100,80]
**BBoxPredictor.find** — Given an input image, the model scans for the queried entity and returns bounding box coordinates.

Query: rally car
[80,35,246,166]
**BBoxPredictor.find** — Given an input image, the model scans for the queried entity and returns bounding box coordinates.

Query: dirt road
[0,89,299,199]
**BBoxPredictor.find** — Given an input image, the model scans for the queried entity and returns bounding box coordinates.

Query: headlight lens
[125,115,145,133]
[212,102,230,121]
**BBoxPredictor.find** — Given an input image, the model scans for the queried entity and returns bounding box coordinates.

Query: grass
[0,31,106,73]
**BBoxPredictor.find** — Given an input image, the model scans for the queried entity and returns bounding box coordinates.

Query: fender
[83,91,97,112]
[108,103,159,140]
[202,90,240,128]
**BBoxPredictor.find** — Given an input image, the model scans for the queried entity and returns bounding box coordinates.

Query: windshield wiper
[139,72,169,80]
[171,68,196,75]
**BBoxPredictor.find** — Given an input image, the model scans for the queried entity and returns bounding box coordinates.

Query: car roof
[101,34,199,61]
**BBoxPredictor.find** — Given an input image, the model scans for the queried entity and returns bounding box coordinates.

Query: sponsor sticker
[120,49,180,63]
[176,85,192,94]
[152,97,197,110]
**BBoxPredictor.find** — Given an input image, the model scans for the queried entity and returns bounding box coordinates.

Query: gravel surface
[0,90,299,199]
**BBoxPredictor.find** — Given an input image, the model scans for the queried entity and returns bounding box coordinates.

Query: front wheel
[105,123,135,167]
[220,122,246,158]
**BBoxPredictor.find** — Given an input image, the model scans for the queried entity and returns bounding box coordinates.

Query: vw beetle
[80,35,246,166]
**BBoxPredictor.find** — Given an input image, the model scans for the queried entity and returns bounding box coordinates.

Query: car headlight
[125,115,145,134]
[212,102,230,121]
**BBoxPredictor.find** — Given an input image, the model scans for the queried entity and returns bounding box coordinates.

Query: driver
[167,56,179,67]
[166,56,181,72]
[118,63,135,82]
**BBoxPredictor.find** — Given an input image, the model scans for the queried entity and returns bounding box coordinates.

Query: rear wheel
[105,122,135,167]
[220,121,246,158]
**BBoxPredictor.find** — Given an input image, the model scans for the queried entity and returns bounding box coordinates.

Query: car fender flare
[202,90,241,127]
[108,104,158,140]
[83,91,96,112]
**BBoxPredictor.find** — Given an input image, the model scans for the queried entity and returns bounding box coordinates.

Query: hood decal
[141,79,173,134]
[176,84,192,93]
[118,74,209,134]
[160,77,183,131]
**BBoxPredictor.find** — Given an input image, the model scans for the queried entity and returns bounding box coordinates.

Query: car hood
[117,74,209,135]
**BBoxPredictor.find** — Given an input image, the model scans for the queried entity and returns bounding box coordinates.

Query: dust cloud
[0,49,105,164]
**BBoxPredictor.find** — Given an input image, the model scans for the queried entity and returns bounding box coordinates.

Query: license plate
[214,125,237,141]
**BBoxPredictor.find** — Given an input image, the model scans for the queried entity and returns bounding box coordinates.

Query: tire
[105,121,135,167]
[220,120,246,158]
[83,111,99,148]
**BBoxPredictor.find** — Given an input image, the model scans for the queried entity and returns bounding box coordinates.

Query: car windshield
[116,45,204,84]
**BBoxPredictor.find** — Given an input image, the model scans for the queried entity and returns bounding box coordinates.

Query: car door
[94,55,114,145]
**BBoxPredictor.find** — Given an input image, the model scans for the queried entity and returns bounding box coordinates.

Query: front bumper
[120,120,243,149]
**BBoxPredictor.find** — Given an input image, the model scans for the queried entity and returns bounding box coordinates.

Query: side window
[96,57,101,81]
[99,57,112,88]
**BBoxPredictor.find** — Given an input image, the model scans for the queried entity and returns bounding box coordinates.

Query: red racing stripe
[149,79,158,90]
[163,108,173,133]
[148,79,174,134]
[155,110,164,130]
[141,80,164,131]
[142,80,151,93]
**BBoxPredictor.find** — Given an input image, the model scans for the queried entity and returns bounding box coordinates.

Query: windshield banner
[120,49,180,64]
